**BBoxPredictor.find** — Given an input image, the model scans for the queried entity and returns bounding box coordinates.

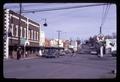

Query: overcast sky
[4,3,116,41]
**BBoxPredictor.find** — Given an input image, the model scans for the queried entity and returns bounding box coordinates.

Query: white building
[105,39,116,53]
[50,39,64,47]
[69,40,78,51]
[50,39,57,47]
[56,39,64,47]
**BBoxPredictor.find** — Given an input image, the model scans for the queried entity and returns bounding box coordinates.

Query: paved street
[3,53,116,79]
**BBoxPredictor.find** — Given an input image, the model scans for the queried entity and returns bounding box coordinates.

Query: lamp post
[40,18,48,27]
[43,18,47,27]
[39,18,47,56]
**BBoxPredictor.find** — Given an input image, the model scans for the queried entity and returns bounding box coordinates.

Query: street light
[40,18,48,27]
[39,18,47,57]
[43,18,47,27]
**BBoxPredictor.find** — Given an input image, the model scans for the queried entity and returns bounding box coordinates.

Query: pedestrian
[25,51,28,57]
[17,46,21,60]
[21,49,24,58]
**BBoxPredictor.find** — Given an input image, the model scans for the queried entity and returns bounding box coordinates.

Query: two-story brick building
[4,9,41,59]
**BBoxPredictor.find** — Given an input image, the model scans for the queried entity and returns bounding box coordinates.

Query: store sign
[20,38,26,45]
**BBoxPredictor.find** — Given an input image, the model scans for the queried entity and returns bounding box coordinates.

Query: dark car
[89,47,98,55]
[42,49,57,58]
[89,42,100,55]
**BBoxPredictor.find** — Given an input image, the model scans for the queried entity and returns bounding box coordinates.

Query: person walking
[17,46,21,60]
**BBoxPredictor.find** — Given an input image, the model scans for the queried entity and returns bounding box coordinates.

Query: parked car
[42,49,57,58]
[89,47,98,55]
[59,50,66,56]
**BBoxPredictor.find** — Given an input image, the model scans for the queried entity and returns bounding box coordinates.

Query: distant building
[55,39,64,47]
[105,39,116,54]
[63,40,70,50]
[45,38,50,47]
[69,40,78,51]
[49,39,64,47]
[50,39,57,47]
[39,31,45,46]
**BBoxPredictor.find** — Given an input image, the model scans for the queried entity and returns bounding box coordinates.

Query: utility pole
[57,30,61,48]
[57,30,61,56]
[17,3,22,60]
[100,26,102,34]
[99,26,104,58]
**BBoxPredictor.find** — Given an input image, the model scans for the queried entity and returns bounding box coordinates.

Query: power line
[99,3,111,34]
[102,4,111,26]
[4,3,48,9]
[16,3,109,13]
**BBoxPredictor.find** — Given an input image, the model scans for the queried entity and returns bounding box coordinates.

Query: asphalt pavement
[3,53,116,79]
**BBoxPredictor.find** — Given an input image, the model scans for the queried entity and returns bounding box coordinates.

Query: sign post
[97,34,105,57]
[100,46,103,57]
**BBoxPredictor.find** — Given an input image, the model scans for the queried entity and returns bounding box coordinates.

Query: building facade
[39,31,45,46]
[4,9,41,59]
[45,38,51,47]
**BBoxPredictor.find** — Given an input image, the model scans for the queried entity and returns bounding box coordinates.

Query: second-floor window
[31,30,33,40]
[16,25,18,37]
[36,32,38,41]
[34,31,36,40]
[24,28,26,38]
[28,29,31,39]
[20,26,22,38]
[15,25,18,37]
[11,23,14,36]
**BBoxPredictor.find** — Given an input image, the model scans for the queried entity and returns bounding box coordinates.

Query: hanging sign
[20,38,26,45]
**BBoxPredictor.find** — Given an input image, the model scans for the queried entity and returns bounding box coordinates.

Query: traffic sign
[97,34,104,42]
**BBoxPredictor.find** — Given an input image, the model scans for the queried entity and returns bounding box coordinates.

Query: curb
[20,56,39,60]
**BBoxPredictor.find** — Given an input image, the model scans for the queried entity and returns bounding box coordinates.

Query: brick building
[4,9,40,59]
